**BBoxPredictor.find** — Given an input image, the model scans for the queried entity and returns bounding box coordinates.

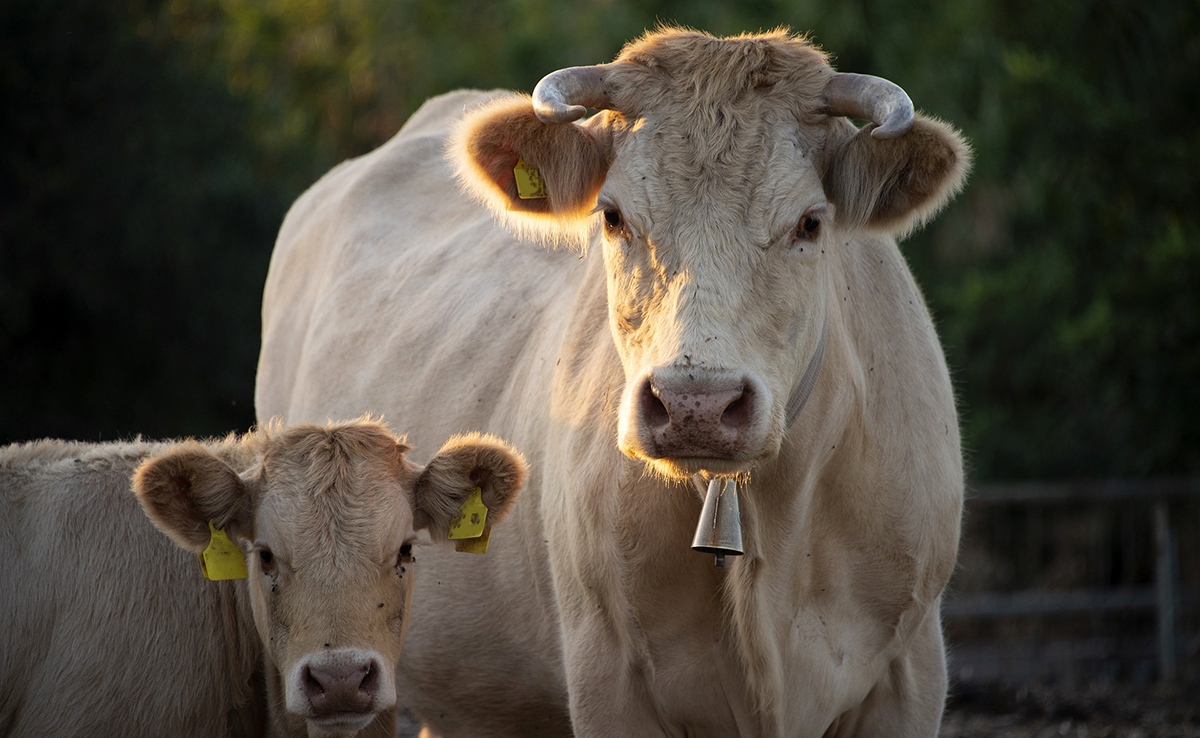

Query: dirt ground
[941,681,1200,737]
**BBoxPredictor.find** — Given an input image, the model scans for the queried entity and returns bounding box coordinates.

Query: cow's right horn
[532,65,612,124]
[822,72,915,140]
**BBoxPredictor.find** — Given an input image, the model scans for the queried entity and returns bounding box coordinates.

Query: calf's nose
[302,657,378,716]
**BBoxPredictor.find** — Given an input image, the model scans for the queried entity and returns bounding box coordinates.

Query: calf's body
[0,420,524,738]
[0,439,265,738]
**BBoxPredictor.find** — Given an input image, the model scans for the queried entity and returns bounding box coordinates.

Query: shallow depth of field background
[3,0,1197,726]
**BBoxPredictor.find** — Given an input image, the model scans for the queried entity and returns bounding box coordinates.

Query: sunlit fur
[0,419,524,738]
[451,95,611,248]
[413,431,528,541]
[822,114,971,237]
[260,27,968,738]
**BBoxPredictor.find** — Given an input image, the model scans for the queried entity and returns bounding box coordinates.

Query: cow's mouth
[306,711,378,737]
[640,454,755,481]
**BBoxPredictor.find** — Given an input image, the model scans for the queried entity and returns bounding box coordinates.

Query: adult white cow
[257,28,970,738]
[0,419,524,738]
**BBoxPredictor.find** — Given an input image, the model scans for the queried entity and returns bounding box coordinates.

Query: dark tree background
[2,0,1196,481]
[1,0,311,441]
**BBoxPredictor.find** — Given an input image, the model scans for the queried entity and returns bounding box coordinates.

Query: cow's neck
[692,271,867,731]
[714,259,930,733]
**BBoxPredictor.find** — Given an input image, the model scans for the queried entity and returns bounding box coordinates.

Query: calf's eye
[397,542,413,567]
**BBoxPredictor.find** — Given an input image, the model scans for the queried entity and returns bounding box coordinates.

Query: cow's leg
[826,610,948,738]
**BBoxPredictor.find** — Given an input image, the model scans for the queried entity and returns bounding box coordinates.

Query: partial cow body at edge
[0,418,524,738]
[257,27,970,738]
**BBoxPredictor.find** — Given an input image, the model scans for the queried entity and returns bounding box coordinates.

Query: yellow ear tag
[513,157,548,200]
[454,525,491,554]
[448,487,488,541]
[198,520,248,581]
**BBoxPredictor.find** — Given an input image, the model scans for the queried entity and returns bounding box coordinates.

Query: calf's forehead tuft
[260,420,407,498]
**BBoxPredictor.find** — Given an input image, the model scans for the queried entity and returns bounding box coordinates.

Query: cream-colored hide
[0,420,524,738]
[256,29,969,738]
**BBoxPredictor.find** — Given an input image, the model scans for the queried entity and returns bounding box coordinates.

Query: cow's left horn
[532,65,612,124]
[822,72,915,140]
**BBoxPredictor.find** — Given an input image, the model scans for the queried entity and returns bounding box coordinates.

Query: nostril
[302,665,325,702]
[359,662,378,695]
[720,386,753,430]
[640,379,670,428]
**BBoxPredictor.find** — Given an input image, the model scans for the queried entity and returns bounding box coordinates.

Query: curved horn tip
[870,110,915,140]
[533,102,588,125]
[824,72,915,139]
[532,65,610,125]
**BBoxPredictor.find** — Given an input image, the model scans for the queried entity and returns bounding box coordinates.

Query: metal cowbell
[691,477,744,566]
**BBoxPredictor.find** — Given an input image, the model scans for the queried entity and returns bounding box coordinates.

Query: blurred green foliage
[2,0,1196,479]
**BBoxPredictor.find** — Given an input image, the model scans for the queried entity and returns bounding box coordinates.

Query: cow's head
[133,420,525,737]
[453,28,969,480]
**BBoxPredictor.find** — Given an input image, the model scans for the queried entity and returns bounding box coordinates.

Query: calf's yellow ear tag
[513,157,548,200]
[448,487,490,554]
[199,520,248,581]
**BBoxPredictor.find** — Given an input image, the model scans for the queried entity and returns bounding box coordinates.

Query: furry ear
[413,433,527,542]
[133,446,251,552]
[450,93,612,246]
[822,115,971,237]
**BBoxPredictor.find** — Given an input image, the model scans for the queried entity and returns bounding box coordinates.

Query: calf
[0,418,524,738]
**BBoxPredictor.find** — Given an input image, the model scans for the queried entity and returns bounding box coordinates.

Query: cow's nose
[302,657,379,716]
[638,373,756,459]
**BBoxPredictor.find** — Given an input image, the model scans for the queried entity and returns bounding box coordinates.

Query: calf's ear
[450,93,611,246]
[821,115,971,237]
[133,445,251,552]
[413,433,528,541]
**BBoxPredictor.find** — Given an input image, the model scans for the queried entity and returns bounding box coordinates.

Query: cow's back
[0,441,263,738]
[256,90,588,448]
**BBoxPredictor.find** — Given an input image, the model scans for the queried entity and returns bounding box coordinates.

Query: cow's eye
[258,547,277,574]
[397,542,413,566]
[603,208,623,230]
[794,212,822,242]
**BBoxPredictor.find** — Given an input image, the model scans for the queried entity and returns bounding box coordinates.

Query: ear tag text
[513,157,548,200]
[199,520,248,580]
[448,487,488,540]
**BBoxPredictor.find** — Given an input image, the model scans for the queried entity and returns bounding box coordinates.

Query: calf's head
[454,28,969,479]
[134,420,524,737]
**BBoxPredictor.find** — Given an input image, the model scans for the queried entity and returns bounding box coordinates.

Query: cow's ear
[133,446,252,552]
[822,115,971,237]
[412,433,527,541]
[450,93,612,246]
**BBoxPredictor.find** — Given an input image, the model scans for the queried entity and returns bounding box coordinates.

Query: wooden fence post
[1154,497,1178,682]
